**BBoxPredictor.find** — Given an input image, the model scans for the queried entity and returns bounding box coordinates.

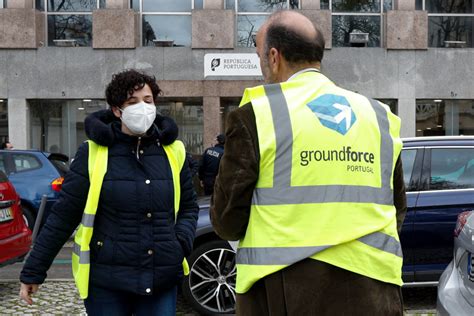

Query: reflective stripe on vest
[72,140,187,299]
[235,75,403,293]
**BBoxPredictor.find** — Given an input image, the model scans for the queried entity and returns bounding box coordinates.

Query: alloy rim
[188,247,236,313]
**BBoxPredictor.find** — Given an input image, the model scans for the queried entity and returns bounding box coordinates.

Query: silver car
[437,211,474,315]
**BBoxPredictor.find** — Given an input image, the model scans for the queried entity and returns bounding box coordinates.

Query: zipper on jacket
[136,137,141,160]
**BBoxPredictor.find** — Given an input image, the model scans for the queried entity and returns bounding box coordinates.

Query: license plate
[0,207,13,223]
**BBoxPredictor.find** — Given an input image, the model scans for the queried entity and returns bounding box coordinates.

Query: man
[0,141,13,150]
[199,134,225,195]
[211,11,406,315]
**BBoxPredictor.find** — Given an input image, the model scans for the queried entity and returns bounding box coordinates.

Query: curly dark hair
[105,69,162,108]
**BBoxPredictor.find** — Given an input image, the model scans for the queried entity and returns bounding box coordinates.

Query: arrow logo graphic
[307,94,357,135]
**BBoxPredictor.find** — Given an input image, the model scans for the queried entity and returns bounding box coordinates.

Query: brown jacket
[211,102,407,315]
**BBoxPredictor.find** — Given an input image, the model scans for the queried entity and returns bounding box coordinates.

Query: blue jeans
[84,285,177,316]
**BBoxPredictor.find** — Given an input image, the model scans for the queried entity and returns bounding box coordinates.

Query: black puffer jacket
[20,110,199,295]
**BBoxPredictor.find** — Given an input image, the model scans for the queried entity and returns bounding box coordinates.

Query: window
[12,154,41,172]
[401,149,417,190]
[141,0,202,47]
[429,148,474,190]
[29,99,107,160]
[228,0,300,47]
[330,0,392,47]
[377,99,398,115]
[220,97,240,132]
[44,0,103,46]
[419,0,474,47]
[416,99,474,136]
[49,156,70,176]
[0,100,8,144]
[156,98,204,154]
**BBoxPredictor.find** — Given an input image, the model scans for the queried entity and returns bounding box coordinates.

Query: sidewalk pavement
[0,280,436,315]
[0,280,198,316]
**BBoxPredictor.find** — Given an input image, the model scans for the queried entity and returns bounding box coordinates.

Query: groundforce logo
[307,94,356,135]
[300,146,376,174]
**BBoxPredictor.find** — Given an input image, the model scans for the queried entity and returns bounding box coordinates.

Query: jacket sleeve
[174,160,199,257]
[210,104,259,241]
[20,142,91,284]
[393,155,407,234]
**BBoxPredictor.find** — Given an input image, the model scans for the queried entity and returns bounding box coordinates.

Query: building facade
[0,0,473,160]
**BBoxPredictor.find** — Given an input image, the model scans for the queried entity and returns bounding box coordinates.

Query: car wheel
[21,206,36,231]
[182,240,236,315]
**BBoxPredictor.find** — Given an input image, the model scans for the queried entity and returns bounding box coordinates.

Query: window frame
[421,0,474,47]
[230,0,301,47]
[330,0,392,47]
[402,146,425,192]
[422,146,474,192]
[37,0,102,47]
[9,153,43,174]
[139,0,199,47]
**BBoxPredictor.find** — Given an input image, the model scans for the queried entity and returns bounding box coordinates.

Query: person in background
[211,11,406,315]
[19,69,199,316]
[1,141,13,149]
[199,134,225,195]
[186,152,199,178]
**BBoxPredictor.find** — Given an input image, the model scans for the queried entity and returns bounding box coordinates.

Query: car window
[0,155,6,174]
[0,170,8,182]
[401,149,417,191]
[12,154,41,172]
[49,158,69,176]
[430,148,474,190]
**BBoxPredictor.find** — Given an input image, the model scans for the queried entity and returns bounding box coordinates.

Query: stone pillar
[192,9,234,48]
[386,0,428,49]
[398,98,416,137]
[8,99,29,150]
[394,0,415,10]
[0,0,45,48]
[92,5,138,48]
[204,0,224,9]
[6,0,33,8]
[203,97,222,149]
[301,0,321,9]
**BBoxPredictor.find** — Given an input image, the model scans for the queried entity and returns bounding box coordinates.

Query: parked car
[0,170,32,267]
[182,136,474,315]
[437,211,474,315]
[401,136,474,285]
[0,149,69,230]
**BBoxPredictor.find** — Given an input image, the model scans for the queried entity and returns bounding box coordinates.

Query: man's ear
[111,106,121,118]
[268,47,280,73]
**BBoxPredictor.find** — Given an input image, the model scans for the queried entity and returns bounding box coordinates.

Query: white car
[437,211,474,315]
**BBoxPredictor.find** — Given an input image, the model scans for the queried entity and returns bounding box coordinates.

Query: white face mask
[119,101,157,135]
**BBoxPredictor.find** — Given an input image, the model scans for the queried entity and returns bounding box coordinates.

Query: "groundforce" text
[300,146,375,166]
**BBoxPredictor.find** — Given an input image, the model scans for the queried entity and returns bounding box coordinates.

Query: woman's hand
[19,282,39,305]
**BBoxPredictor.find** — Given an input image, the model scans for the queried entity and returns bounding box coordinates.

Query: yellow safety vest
[235,71,403,293]
[72,139,188,299]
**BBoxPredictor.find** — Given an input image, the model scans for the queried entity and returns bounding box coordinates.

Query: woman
[19,69,199,315]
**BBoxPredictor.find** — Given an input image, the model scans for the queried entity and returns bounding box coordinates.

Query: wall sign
[204,53,262,77]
